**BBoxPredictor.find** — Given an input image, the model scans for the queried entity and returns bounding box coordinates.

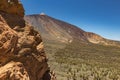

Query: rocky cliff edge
[0,0,53,80]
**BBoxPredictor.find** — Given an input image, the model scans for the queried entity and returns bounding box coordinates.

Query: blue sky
[21,0,120,41]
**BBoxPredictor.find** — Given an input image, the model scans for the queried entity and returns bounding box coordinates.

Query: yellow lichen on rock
[0,0,24,17]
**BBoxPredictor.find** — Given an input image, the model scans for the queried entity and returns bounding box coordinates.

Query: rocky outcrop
[84,32,120,46]
[0,0,51,80]
[0,11,50,80]
[0,61,29,80]
[0,0,24,17]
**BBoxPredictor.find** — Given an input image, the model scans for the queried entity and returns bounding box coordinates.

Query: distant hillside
[25,14,120,47]
[24,14,120,80]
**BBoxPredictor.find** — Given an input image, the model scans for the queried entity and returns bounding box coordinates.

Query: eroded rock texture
[0,11,50,80]
[0,0,24,17]
[0,0,51,80]
[0,61,29,80]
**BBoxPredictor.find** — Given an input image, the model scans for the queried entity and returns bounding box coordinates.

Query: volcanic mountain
[24,14,120,47]
[25,13,120,80]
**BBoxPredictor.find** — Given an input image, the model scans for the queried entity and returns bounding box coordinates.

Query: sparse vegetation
[44,40,120,80]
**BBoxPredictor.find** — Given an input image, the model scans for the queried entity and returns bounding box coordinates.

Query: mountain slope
[24,14,120,80]
[25,14,120,47]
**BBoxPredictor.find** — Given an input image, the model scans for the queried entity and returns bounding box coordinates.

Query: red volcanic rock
[0,61,30,80]
[0,0,24,17]
[0,1,52,79]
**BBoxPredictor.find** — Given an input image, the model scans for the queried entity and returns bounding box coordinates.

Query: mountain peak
[25,14,120,47]
[40,12,46,15]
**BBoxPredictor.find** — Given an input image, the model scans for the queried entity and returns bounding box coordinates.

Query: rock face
[0,0,24,17]
[0,61,30,80]
[0,0,50,80]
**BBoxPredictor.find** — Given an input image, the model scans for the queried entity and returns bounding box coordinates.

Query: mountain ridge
[25,14,120,47]
[24,14,120,80]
